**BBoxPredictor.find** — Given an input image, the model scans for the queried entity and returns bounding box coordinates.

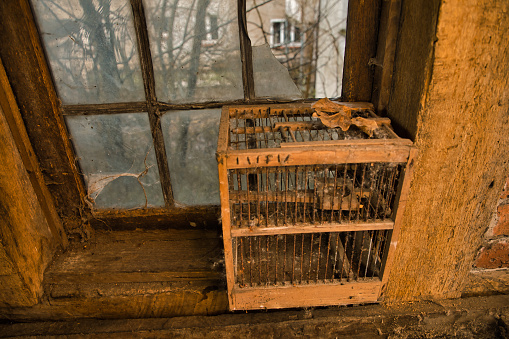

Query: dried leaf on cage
[351,117,379,137]
[312,98,360,131]
[312,98,345,113]
[312,111,352,131]
[312,98,358,117]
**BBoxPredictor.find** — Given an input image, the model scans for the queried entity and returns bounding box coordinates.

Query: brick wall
[474,177,509,269]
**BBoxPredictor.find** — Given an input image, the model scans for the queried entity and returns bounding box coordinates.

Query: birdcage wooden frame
[217,102,417,311]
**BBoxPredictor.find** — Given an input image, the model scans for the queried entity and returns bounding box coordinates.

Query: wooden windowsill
[6,229,229,321]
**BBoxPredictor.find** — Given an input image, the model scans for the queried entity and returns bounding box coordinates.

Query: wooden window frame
[0,0,399,232]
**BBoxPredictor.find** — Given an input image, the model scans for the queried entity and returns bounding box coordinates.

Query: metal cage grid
[217,102,417,310]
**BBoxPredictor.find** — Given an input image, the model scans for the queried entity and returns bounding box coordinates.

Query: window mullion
[238,0,255,101]
[130,0,174,207]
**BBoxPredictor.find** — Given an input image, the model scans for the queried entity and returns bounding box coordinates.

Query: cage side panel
[217,106,230,153]
[226,102,374,117]
[218,155,235,310]
[226,146,411,169]
[231,280,381,310]
[226,104,401,151]
[379,147,418,296]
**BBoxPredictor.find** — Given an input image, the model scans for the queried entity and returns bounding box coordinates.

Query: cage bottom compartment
[233,230,389,288]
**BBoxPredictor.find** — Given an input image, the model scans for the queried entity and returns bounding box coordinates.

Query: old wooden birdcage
[216,101,417,311]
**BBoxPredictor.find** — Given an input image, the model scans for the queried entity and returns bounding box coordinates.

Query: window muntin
[269,19,300,47]
[207,15,219,40]
[270,19,285,46]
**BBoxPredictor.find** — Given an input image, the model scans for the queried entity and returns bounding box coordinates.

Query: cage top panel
[225,102,400,151]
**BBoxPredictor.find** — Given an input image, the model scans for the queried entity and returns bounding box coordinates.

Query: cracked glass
[247,0,349,98]
[252,44,302,99]
[161,109,221,205]
[66,113,165,209]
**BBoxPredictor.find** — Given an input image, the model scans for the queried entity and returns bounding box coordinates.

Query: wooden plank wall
[383,0,509,302]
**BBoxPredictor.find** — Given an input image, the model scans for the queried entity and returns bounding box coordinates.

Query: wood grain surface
[384,0,509,302]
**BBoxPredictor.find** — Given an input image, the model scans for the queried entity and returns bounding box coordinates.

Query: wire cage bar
[228,163,402,228]
[234,230,389,288]
[217,102,417,310]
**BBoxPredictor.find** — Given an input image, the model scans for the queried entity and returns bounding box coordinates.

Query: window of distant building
[270,19,301,47]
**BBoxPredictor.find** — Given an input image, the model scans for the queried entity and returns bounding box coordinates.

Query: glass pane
[31,0,145,104]
[315,0,349,97]
[66,113,164,209]
[252,44,302,99]
[161,109,221,205]
[144,0,244,103]
[247,0,349,98]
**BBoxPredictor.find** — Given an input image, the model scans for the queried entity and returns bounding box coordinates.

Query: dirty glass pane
[31,0,145,104]
[161,109,221,205]
[144,0,244,103]
[247,0,349,98]
[66,113,164,209]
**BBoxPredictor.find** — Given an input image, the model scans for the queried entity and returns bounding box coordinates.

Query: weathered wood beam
[0,92,58,307]
[0,0,86,236]
[342,0,382,102]
[384,0,509,302]
[386,0,440,139]
[371,0,402,115]
[89,206,220,230]
[0,60,67,249]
